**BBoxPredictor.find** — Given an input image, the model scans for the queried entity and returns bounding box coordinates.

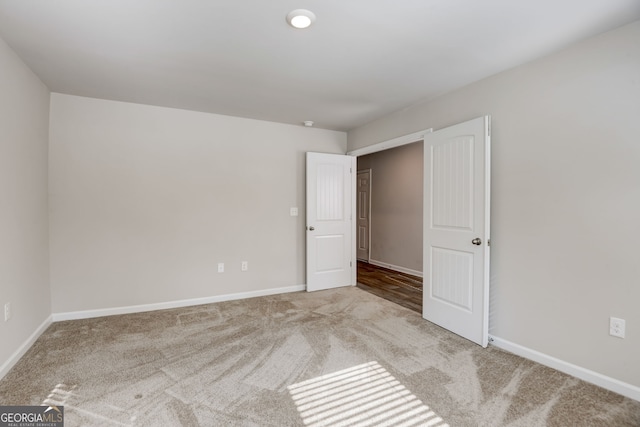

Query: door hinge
[487,239,491,247]
[350,261,353,267]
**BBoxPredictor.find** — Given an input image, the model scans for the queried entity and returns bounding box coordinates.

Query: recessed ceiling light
[303,121,314,127]
[287,9,316,29]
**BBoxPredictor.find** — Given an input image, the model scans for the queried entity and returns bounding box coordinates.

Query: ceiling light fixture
[287,9,316,29]
[303,120,314,127]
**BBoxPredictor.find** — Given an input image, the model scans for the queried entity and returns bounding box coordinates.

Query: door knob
[308,226,315,231]
[472,238,482,245]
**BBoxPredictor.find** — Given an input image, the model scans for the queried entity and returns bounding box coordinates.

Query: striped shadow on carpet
[288,361,446,426]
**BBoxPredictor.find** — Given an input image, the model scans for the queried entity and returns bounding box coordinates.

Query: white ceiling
[1,1,639,131]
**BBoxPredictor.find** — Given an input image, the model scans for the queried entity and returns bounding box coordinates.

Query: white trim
[0,315,53,380]
[53,285,306,322]
[368,259,423,278]
[490,335,640,402]
[347,129,432,157]
[482,115,492,348]
[350,156,358,286]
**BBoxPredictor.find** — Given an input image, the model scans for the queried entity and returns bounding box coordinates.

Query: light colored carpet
[0,287,638,426]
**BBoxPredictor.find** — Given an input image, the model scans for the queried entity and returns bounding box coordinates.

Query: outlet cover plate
[609,317,625,338]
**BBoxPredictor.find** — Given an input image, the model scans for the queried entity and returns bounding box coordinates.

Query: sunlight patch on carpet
[42,383,76,408]
[43,383,134,426]
[288,361,449,427]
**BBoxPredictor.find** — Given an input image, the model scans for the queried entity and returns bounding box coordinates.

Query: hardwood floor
[356,261,423,313]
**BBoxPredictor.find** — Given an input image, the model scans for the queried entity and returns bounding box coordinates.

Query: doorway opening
[354,140,424,313]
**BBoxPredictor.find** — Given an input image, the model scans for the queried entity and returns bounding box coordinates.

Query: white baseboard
[368,259,423,278]
[0,315,53,380]
[489,335,640,402]
[53,285,306,322]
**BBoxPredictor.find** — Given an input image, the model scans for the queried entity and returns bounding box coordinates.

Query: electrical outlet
[217,262,224,273]
[4,302,11,321]
[290,207,298,217]
[241,261,248,271]
[609,317,625,338]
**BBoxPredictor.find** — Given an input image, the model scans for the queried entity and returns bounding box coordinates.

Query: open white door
[423,116,491,347]
[306,152,356,291]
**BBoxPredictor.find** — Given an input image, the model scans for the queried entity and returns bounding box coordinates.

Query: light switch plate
[4,302,11,321]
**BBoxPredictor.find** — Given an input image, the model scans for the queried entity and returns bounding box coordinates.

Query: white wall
[348,21,640,388]
[49,94,346,314]
[0,38,51,371]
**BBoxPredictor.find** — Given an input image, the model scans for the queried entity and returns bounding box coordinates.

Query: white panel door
[306,152,356,292]
[423,116,491,347]
[356,170,371,261]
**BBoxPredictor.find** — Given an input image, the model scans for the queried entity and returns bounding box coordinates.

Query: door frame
[348,129,432,279]
[347,129,433,158]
